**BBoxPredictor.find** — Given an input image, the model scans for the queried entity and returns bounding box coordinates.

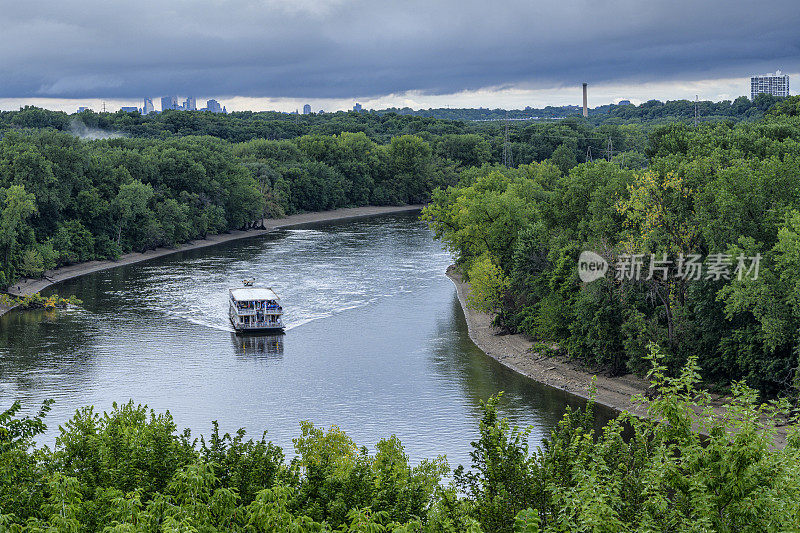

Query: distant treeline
[0,104,652,166]
[1,93,788,144]
[424,99,800,398]
[379,92,786,124]
[0,106,470,144]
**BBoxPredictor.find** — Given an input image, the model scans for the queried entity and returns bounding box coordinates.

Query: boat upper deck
[229,287,280,302]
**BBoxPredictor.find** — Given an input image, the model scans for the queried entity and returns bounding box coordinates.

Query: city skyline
[1,0,797,113]
[76,96,228,115]
[6,70,795,116]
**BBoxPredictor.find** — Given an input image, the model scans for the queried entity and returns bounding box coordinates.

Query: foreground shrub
[1,344,799,531]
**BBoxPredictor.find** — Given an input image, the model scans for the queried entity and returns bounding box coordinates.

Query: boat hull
[230,317,285,334]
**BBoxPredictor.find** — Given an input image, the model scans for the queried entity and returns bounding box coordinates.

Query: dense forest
[0,127,458,289]
[0,104,653,291]
[423,98,800,398]
[2,348,799,532]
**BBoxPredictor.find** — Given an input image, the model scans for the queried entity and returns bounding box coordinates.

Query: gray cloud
[1,0,798,99]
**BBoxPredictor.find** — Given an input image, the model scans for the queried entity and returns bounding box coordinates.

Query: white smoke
[69,119,126,140]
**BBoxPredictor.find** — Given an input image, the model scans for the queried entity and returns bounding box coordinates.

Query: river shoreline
[446,265,651,418]
[1,205,422,316]
[446,265,790,446]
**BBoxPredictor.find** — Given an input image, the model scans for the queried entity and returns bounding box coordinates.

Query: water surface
[0,213,610,466]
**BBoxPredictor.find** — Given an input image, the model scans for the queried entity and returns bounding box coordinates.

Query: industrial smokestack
[582,83,588,118]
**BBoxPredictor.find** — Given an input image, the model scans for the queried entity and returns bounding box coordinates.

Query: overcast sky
[1,0,798,112]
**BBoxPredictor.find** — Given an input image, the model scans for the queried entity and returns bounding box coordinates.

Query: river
[0,212,610,467]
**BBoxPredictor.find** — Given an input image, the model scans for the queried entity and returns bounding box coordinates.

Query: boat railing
[233,308,282,315]
[237,321,284,329]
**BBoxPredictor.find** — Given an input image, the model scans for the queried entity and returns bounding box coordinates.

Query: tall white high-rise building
[183,97,197,111]
[143,98,155,115]
[751,70,789,100]
[303,104,312,114]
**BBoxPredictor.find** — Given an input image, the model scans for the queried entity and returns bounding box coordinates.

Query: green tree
[467,253,509,314]
[111,178,153,246]
[0,185,37,287]
[548,143,577,175]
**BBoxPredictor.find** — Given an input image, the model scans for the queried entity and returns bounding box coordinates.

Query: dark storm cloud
[1,0,798,98]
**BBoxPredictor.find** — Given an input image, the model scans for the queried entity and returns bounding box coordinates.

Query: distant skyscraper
[120,106,139,113]
[77,106,91,113]
[183,97,197,111]
[206,99,223,113]
[143,98,155,115]
[161,96,178,111]
[303,104,312,114]
[353,102,362,112]
[751,70,789,100]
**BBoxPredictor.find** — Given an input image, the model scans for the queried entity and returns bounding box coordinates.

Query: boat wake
[102,219,451,336]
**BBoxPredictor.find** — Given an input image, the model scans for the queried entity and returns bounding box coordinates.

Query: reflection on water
[0,306,94,396]
[427,293,616,442]
[232,333,284,358]
[0,212,612,466]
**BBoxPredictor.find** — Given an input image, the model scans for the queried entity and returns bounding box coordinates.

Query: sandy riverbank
[447,265,651,418]
[447,265,790,447]
[1,205,422,314]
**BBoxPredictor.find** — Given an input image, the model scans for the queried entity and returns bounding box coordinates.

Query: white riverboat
[229,286,285,333]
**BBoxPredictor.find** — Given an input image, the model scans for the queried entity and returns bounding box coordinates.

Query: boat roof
[229,287,280,301]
